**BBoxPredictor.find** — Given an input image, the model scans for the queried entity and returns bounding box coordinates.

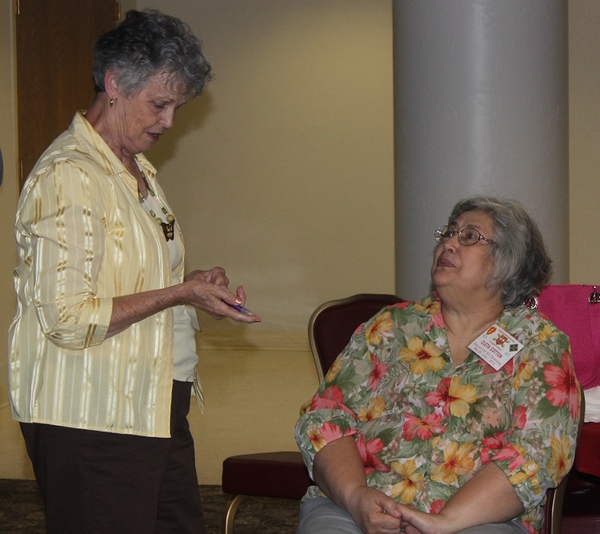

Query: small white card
[468,324,523,370]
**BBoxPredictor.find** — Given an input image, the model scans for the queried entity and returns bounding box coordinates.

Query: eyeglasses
[434,225,495,247]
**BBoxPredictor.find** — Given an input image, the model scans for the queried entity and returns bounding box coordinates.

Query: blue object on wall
[0,147,3,185]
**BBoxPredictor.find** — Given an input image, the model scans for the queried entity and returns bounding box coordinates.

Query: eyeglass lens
[435,226,483,246]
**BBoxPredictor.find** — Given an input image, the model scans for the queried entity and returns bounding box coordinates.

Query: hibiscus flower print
[367,354,388,390]
[509,460,541,494]
[519,510,538,534]
[403,412,446,441]
[512,359,533,390]
[400,337,445,375]
[414,296,440,315]
[481,357,513,375]
[365,311,394,346]
[307,424,327,452]
[355,434,390,474]
[324,358,343,382]
[544,351,579,420]
[484,434,525,472]
[547,434,571,485]
[480,430,512,464]
[431,442,475,484]
[430,500,445,514]
[537,323,555,343]
[425,376,477,418]
[512,405,527,429]
[307,422,355,452]
[389,459,424,503]
[311,385,344,409]
[358,397,386,422]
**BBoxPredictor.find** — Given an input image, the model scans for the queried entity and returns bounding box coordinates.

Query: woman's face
[431,210,498,300]
[112,73,188,157]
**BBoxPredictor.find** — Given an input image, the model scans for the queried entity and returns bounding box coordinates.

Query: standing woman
[8,9,259,534]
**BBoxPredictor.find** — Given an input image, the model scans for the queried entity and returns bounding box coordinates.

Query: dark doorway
[16,0,119,189]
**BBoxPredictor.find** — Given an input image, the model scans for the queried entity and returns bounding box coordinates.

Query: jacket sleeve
[16,160,113,350]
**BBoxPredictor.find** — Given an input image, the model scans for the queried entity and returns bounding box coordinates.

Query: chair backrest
[541,387,585,534]
[307,293,404,382]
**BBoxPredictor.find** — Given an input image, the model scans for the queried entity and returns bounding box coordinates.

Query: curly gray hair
[92,9,212,98]
[447,196,552,307]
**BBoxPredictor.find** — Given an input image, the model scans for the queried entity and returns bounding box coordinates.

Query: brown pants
[21,381,206,534]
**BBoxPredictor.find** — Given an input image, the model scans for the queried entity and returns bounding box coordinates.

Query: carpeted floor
[0,479,300,534]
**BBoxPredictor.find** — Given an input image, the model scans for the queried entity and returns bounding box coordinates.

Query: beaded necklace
[138,171,176,241]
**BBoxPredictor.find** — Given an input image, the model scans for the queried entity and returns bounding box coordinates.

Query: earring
[110,98,114,108]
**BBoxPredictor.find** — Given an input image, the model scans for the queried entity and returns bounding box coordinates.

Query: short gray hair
[448,196,552,307]
[92,9,212,98]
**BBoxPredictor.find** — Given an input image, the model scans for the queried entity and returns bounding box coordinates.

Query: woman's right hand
[181,272,260,323]
[312,436,403,534]
[345,486,403,534]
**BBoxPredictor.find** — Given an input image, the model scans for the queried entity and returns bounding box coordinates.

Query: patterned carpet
[0,479,300,534]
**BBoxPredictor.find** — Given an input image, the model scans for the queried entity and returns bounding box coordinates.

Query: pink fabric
[535,285,600,390]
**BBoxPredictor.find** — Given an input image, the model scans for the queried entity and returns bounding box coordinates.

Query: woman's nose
[443,237,458,251]
[161,110,176,129]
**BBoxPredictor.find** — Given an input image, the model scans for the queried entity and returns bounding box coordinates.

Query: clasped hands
[347,486,450,534]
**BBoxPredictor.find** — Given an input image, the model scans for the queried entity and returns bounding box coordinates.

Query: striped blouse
[8,112,185,437]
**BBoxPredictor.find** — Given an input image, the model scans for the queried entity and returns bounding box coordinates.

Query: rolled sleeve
[21,161,113,350]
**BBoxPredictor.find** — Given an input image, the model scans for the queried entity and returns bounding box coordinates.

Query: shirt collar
[71,111,157,182]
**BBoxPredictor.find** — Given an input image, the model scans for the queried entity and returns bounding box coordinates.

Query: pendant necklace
[138,171,176,241]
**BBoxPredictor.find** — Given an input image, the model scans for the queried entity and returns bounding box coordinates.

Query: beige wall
[1,0,599,485]
[0,0,395,483]
[569,0,600,282]
[140,0,395,484]
[141,0,397,330]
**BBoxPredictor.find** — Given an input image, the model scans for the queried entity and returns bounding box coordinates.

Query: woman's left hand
[396,506,443,534]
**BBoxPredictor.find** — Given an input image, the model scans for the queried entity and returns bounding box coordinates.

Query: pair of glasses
[434,225,495,246]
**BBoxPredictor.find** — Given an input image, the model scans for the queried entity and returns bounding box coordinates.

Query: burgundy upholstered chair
[221,293,403,534]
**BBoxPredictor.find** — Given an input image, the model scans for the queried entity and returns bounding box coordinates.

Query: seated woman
[295,195,580,534]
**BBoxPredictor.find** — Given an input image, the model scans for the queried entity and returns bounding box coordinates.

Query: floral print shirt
[295,295,580,534]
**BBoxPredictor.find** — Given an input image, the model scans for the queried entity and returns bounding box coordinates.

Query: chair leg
[223,494,246,534]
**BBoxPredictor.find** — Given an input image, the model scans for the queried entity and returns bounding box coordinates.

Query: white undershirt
[140,191,198,382]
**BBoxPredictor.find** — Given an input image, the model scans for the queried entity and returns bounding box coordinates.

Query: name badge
[468,324,523,370]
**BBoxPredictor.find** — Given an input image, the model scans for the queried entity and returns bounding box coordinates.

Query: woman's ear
[104,69,119,100]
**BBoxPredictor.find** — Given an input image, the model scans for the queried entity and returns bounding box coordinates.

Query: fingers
[213,297,261,323]
[183,269,260,323]
[207,267,229,287]
[235,285,247,305]
[185,280,260,323]
[351,490,402,534]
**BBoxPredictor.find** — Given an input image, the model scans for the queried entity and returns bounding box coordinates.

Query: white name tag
[468,324,523,370]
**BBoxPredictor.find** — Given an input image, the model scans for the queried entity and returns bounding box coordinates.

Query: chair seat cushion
[574,423,600,478]
[222,451,313,500]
